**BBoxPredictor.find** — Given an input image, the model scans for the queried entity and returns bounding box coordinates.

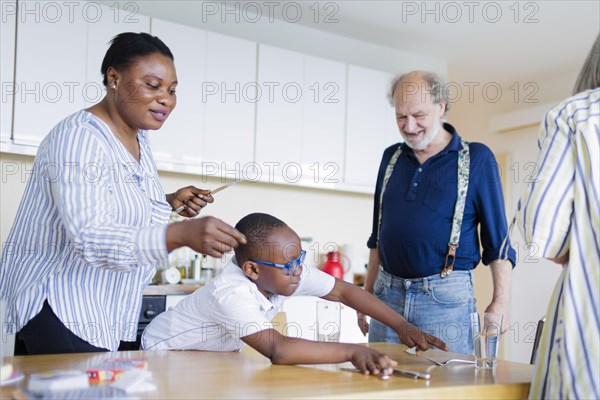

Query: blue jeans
[368,268,476,355]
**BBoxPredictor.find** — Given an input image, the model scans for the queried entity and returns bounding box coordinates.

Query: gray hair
[573,33,600,95]
[388,70,451,115]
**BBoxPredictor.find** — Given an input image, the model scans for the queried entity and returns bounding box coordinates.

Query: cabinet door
[302,56,346,187]
[255,45,303,179]
[85,5,150,107]
[203,32,256,174]
[0,0,16,141]
[345,65,398,187]
[12,0,87,145]
[149,19,206,163]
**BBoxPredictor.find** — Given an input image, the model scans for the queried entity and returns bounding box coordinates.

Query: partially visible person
[518,34,599,400]
[0,32,246,355]
[358,71,516,354]
[142,213,447,378]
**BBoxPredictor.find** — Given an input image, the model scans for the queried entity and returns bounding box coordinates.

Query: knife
[392,369,431,380]
[174,181,239,213]
[339,367,390,380]
[340,367,430,380]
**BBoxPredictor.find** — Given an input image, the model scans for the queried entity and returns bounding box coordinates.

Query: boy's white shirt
[141,257,335,351]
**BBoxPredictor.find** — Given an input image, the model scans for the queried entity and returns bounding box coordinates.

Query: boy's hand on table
[395,321,448,354]
[350,347,397,378]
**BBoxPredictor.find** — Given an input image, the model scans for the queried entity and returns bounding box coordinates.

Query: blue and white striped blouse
[519,88,599,399]
[0,110,171,351]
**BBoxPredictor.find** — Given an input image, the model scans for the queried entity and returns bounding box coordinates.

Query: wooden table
[1,343,533,399]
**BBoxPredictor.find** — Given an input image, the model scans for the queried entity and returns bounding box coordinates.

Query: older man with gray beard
[357,71,516,354]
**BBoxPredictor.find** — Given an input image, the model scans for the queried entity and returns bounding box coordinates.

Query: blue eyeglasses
[251,250,306,276]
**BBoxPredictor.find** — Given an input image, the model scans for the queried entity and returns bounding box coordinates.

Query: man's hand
[357,312,369,336]
[485,300,510,334]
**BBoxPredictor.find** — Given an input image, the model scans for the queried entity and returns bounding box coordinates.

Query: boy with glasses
[142,213,446,377]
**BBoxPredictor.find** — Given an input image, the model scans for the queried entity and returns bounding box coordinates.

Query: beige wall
[448,69,579,363]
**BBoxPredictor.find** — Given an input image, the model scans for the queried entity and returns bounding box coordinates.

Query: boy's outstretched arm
[241,329,397,376]
[322,279,448,352]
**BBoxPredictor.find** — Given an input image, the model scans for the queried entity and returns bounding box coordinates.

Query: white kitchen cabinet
[10,1,149,146]
[12,0,87,145]
[149,19,206,163]
[344,65,399,187]
[255,45,304,179]
[4,4,403,194]
[302,56,346,186]
[256,45,346,185]
[202,31,256,173]
[0,0,16,142]
[85,5,150,107]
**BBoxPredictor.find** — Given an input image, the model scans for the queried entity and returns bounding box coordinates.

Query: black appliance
[118,295,166,350]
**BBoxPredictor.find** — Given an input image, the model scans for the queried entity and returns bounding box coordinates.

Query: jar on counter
[200,262,215,284]
[192,254,205,282]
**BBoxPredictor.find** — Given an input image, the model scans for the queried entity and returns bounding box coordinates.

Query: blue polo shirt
[367,123,516,278]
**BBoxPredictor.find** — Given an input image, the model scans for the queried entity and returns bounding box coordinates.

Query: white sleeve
[293,266,335,297]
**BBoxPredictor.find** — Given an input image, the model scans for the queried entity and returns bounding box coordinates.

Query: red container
[321,251,345,279]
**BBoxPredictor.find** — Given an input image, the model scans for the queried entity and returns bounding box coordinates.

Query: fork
[424,355,476,366]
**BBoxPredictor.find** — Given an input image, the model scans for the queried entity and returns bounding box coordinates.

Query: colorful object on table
[86,358,147,383]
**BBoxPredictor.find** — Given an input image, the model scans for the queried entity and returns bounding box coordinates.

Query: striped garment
[518,88,599,399]
[0,110,171,351]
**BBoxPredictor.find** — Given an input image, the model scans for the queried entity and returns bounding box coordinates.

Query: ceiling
[111,0,599,84]
[264,0,600,83]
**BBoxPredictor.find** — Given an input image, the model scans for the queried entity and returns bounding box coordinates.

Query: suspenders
[377,140,471,278]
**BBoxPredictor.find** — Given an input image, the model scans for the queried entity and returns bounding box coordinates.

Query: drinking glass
[316,301,341,342]
[471,312,503,369]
